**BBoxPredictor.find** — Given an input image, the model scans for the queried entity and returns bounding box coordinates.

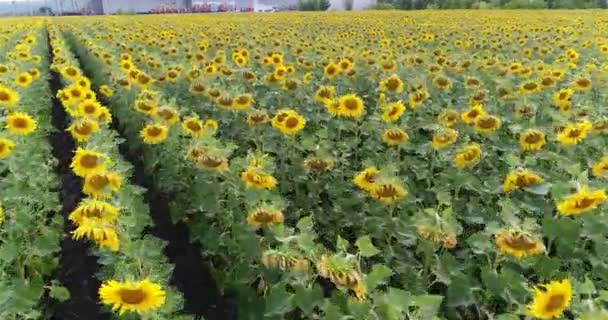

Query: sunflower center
[236,96,250,105]
[436,78,448,87]
[463,149,479,161]
[575,197,595,209]
[253,210,275,224]
[376,184,398,197]
[285,117,299,129]
[467,110,479,119]
[66,68,77,76]
[75,123,93,135]
[477,117,497,129]
[542,78,554,86]
[558,92,569,100]
[89,175,110,189]
[576,79,590,87]
[13,118,28,129]
[147,127,163,137]
[187,121,202,132]
[387,131,404,140]
[344,99,359,110]
[0,91,10,101]
[386,78,400,90]
[544,294,565,313]
[80,154,99,168]
[249,114,266,123]
[84,105,96,114]
[503,233,538,250]
[119,288,146,305]
[524,133,542,144]
[327,66,337,75]
[200,156,223,168]
[158,109,174,120]
[318,89,332,99]
[567,129,582,138]
[218,97,233,106]
[523,83,538,90]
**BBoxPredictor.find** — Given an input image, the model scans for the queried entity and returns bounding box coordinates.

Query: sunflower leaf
[356,235,380,257]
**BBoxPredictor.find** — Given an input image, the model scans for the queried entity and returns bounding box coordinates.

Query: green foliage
[298,0,331,11]
[367,2,397,9]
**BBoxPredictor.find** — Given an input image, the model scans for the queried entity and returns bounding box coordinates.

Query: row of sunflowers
[48,26,188,318]
[0,21,68,319]
[53,10,608,320]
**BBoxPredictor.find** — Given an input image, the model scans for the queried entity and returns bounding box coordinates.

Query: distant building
[87,0,192,14]
[328,0,376,10]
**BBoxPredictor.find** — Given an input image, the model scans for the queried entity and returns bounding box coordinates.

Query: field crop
[2,10,608,320]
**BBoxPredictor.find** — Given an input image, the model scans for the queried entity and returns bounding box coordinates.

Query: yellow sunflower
[495,230,544,258]
[196,154,229,173]
[454,143,482,168]
[382,128,409,146]
[6,112,37,136]
[78,100,103,118]
[99,279,166,315]
[69,199,119,226]
[571,77,592,91]
[323,62,340,79]
[552,88,573,111]
[68,118,99,143]
[437,109,459,127]
[140,124,169,145]
[272,109,305,136]
[380,101,405,123]
[246,205,284,228]
[99,85,114,98]
[592,157,608,178]
[379,74,404,93]
[70,148,109,178]
[556,120,592,145]
[134,99,158,116]
[241,167,277,190]
[461,104,486,124]
[557,185,607,216]
[474,115,501,134]
[314,86,335,104]
[353,167,380,192]
[233,94,254,111]
[0,138,15,159]
[0,86,19,105]
[181,117,205,138]
[503,170,544,193]
[154,106,180,126]
[370,180,407,203]
[519,129,546,151]
[15,72,33,87]
[337,94,365,119]
[83,172,122,199]
[432,128,458,150]
[528,279,572,319]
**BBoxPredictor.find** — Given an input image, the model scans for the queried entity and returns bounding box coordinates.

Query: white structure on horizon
[328,0,376,10]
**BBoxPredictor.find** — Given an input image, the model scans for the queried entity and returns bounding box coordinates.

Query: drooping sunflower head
[261,250,309,273]
[353,166,380,192]
[382,128,409,146]
[314,85,335,104]
[495,230,544,258]
[454,143,482,168]
[215,94,234,109]
[337,94,365,119]
[437,109,459,127]
[246,110,269,127]
[315,255,367,300]
[140,124,169,145]
[381,101,405,123]
[592,157,608,178]
[416,224,458,249]
[528,279,572,320]
[69,199,119,226]
[240,166,277,190]
[6,112,37,136]
[474,114,502,134]
[557,185,607,216]
[70,148,109,178]
[503,170,544,193]
[233,93,254,111]
[519,129,546,151]
[432,128,459,150]
[303,156,335,174]
[197,154,229,173]
[246,205,284,228]
[370,179,407,203]
[0,138,15,159]
[83,171,122,199]
[99,279,166,315]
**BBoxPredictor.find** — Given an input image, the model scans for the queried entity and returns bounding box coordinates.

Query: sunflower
[303,156,335,173]
[495,230,544,258]
[99,279,166,315]
[246,205,284,228]
[382,128,409,146]
[140,124,169,144]
[216,95,234,109]
[571,77,592,91]
[67,118,99,142]
[314,86,335,104]
[461,104,486,124]
[98,107,112,124]
[233,94,254,111]
[437,109,459,127]
[557,185,606,216]
[83,172,122,199]
[371,180,407,203]
[240,166,277,190]
[528,279,572,320]
[6,112,37,135]
[519,81,541,94]
[75,76,91,89]
[77,100,103,118]
[181,117,205,138]
[0,86,19,105]
[454,143,482,168]
[72,219,118,249]
[262,250,309,273]
[15,72,33,87]
[432,76,452,91]
[552,88,573,111]
[99,85,114,98]
[0,138,15,159]
[592,157,608,178]
[474,115,501,134]
[432,128,458,150]
[519,129,546,151]
[556,120,592,145]
[337,94,365,119]
[60,66,80,80]
[316,255,367,300]
[353,167,380,192]
[408,89,429,109]
[134,99,158,116]
[380,101,405,123]
[246,110,269,126]
[196,153,229,172]
[69,199,118,226]
[379,74,404,93]
[71,148,109,178]
[272,109,306,136]
[503,170,544,193]
[323,62,340,79]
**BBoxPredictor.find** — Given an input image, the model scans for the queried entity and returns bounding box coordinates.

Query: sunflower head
[0,138,15,159]
[382,128,409,146]
[83,172,122,199]
[140,124,169,145]
[0,87,19,105]
[474,115,502,134]
[99,279,166,315]
[495,230,544,258]
[70,148,109,177]
[432,128,459,150]
[454,143,482,168]
[381,101,405,123]
[337,94,365,119]
[246,205,284,228]
[371,180,407,203]
[557,185,607,216]
[528,279,572,319]
[6,112,37,136]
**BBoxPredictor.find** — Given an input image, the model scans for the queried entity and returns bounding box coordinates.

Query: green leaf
[336,235,349,252]
[446,275,476,306]
[49,284,71,302]
[356,235,380,257]
[413,294,443,317]
[365,264,393,289]
[497,314,520,320]
[524,183,551,195]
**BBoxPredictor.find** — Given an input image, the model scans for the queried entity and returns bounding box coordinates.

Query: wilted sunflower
[416,224,457,249]
[557,185,606,216]
[474,115,501,134]
[454,143,482,168]
[6,112,37,135]
[72,219,119,251]
[0,86,19,105]
[246,205,284,228]
[556,120,592,145]
[528,279,572,320]
[503,170,544,193]
[432,128,458,150]
[592,157,608,178]
[519,129,546,151]
[0,138,15,159]
[382,128,409,146]
[461,104,486,125]
[71,148,109,177]
[99,279,166,315]
[216,94,235,109]
[337,94,365,119]
[69,199,119,226]
[379,74,404,93]
[371,180,407,203]
[241,166,277,190]
[67,118,99,142]
[316,255,367,301]
[83,171,122,199]
[140,124,169,144]
[353,166,380,192]
[261,250,309,273]
[197,154,229,173]
[303,156,335,173]
[380,101,405,123]
[495,230,544,258]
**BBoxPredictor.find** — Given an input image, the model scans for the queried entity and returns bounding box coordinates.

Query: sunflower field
[3,9,608,320]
